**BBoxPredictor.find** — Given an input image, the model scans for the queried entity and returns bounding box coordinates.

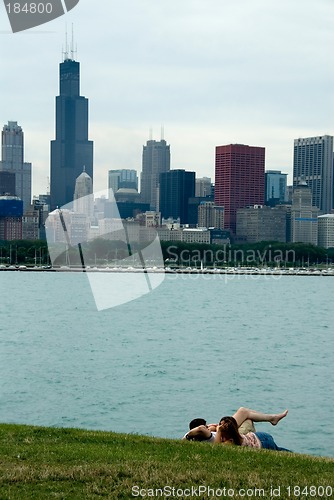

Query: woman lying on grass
[215,415,291,452]
[183,407,288,442]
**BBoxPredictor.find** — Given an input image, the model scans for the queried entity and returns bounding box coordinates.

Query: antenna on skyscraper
[70,23,77,60]
[161,125,164,141]
[63,24,69,60]
[149,127,153,140]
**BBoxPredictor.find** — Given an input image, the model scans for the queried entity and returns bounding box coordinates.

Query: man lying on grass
[183,407,288,442]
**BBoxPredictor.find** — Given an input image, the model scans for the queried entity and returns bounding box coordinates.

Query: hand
[207,424,217,432]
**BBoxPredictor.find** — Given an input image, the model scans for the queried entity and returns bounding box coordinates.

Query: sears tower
[50,48,93,211]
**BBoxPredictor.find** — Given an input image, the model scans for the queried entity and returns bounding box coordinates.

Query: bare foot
[270,409,288,426]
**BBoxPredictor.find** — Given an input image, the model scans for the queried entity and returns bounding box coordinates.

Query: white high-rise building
[0,121,32,212]
[74,168,93,218]
[318,214,334,249]
[293,135,333,213]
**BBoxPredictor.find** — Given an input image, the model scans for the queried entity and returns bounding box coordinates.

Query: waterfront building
[181,227,210,244]
[114,201,150,220]
[293,135,333,213]
[140,138,170,210]
[187,196,214,226]
[97,219,140,248]
[0,121,32,211]
[291,182,319,245]
[159,169,195,224]
[0,195,23,240]
[114,188,140,203]
[286,185,293,204]
[32,196,50,240]
[214,144,265,234]
[138,224,210,245]
[195,177,212,197]
[210,229,231,245]
[154,226,210,244]
[46,209,88,245]
[50,51,93,211]
[108,170,120,196]
[105,188,149,219]
[108,169,138,196]
[22,205,40,240]
[70,212,90,244]
[317,214,334,249]
[198,201,224,229]
[236,205,287,243]
[265,170,288,205]
[144,211,161,227]
[37,194,51,211]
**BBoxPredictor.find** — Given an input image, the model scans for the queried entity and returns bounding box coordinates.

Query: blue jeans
[255,432,292,452]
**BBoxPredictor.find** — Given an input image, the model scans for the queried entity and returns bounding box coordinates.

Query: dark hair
[189,418,207,430]
[218,416,242,446]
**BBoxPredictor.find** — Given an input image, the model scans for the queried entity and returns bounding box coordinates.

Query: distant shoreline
[0,266,333,276]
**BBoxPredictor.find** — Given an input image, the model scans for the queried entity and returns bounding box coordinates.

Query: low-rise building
[236,205,286,243]
[0,195,23,240]
[198,201,224,229]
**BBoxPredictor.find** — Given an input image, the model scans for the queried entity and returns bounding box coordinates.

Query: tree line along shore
[0,239,333,268]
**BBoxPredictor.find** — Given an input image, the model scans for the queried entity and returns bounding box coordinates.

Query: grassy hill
[0,424,333,499]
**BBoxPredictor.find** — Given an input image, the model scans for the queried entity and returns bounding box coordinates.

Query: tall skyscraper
[214,144,265,234]
[265,170,288,205]
[140,138,170,210]
[159,169,195,224]
[293,135,333,213]
[0,121,32,211]
[50,50,93,211]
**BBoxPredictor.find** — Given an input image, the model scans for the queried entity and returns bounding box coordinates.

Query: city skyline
[0,0,333,198]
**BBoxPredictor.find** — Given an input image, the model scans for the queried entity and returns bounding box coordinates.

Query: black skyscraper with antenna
[50,38,93,211]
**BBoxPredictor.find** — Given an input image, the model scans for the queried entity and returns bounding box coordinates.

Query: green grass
[0,424,333,499]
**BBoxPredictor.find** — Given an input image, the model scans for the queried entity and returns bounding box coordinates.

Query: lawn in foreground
[0,424,333,499]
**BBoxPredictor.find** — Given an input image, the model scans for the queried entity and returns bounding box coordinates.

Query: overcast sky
[0,0,333,198]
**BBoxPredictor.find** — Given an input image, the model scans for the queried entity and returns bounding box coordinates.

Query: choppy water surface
[0,271,333,457]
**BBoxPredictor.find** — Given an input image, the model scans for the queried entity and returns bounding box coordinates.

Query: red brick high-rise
[214,144,265,234]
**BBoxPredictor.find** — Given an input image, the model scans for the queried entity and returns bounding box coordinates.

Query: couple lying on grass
[183,406,291,452]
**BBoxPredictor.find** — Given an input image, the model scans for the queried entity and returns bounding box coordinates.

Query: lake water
[0,271,333,457]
